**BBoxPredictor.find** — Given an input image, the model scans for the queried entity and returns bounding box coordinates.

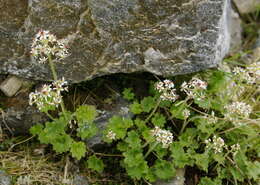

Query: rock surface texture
[233,0,260,14]
[0,0,231,83]
[0,170,11,185]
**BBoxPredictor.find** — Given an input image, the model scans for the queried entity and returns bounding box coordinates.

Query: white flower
[233,67,256,84]
[230,143,240,156]
[205,135,226,154]
[151,126,173,148]
[52,77,68,94]
[181,77,207,99]
[224,101,252,120]
[106,130,116,140]
[31,30,70,64]
[155,79,178,102]
[183,109,190,119]
[29,78,68,111]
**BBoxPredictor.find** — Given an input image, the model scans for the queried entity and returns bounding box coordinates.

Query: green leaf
[75,105,97,124]
[125,131,142,149]
[170,101,187,120]
[123,148,148,179]
[52,134,73,153]
[117,141,128,152]
[145,169,157,182]
[122,88,135,101]
[171,142,192,168]
[125,160,149,179]
[212,153,225,164]
[30,124,43,135]
[229,166,244,182]
[151,113,166,127]
[194,153,209,172]
[154,145,167,158]
[178,128,199,148]
[123,149,144,167]
[70,141,86,160]
[134,118,147,132]
[77,123,98,139]
[142,129,153,142]
[207,71,230,93]
[87,155,104,173]
[193,117,215,134]
[194,98,211,109]
[153,159,175,180]
[107,116,133,139]
[198,177,221,185]
[141,96,156,113]
[130,101,143,114]
[246,161,260,180]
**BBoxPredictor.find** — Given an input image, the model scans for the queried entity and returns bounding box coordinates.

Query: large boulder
[0,0,231,83]
[233,0,260,14]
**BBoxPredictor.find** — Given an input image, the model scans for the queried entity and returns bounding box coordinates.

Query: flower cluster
[31,30,70,64]
[181,77,207,99]
[29,78,68,111]
[155,80,178,101]
[233,67,255,84]
[246,61,260,78]
[106,130,116,140]
[183,109,190,119]
[204,111,218,124]
[205,135,226,154]
[224,101,252,120]
[230,143,240,156]
[151,126,173,148]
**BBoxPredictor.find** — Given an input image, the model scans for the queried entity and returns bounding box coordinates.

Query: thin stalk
[44,111,55,120]
[48,55,58,81]
[144,99,161,124]
[144,142,158,159]
[48,56,67,119]
[180,119,188,134]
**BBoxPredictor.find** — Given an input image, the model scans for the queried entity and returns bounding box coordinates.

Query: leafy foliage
[30,105,98,160]
[86,155,105,173]
[29,58,259,184]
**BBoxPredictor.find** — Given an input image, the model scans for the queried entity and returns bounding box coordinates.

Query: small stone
[0,76,22,97]
[233,0,260,14]
[0,170,11,185]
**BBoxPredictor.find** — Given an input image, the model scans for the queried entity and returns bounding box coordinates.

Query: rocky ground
[0,1,260,185]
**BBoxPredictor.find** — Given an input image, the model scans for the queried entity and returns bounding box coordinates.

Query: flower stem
[48,55,58,81]
[144,142,158,159]
[48,56,67,119]
[144,99,161,124]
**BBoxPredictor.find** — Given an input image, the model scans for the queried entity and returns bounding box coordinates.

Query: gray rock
[0,0,231,83]
[72,175,89,185]
[233,0,260,14]
[229,9,242,53]
[153,168,185,185]
[0,170,11,185]
[87,93,132,148]
[0,92,48,135]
